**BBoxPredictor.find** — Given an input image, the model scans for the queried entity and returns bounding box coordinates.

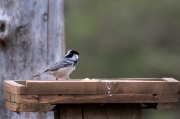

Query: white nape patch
[65,50,72,57]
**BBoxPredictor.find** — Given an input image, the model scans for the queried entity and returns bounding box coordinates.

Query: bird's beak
[78,57,81,60]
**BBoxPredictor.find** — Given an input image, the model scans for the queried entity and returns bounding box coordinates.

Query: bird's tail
[33,73,43,77]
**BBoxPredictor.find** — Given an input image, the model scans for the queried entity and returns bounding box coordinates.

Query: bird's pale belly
[53,65,75,79]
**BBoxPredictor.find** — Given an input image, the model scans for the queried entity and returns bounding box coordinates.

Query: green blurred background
[64,0,180,119]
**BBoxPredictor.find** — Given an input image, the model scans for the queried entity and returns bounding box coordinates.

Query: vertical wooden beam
[58,104,141,119]
[0,1,48,118]
[47,0,65,80]
[0,0,64,118]
[83,104,141,119]
[58,104,82,119]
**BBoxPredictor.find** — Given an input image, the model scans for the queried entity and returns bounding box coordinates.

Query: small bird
[33,50,80,80]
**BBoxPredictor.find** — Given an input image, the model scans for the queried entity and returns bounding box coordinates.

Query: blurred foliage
[64,0,180,119]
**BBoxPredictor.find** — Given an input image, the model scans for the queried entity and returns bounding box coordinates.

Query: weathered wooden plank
[156,102,180,110]
[39,94,179,104]
[15,95,39,103]
[59,105,82,119]
[4,92,178,104]
[4,90,11,101]
[153,80,180,109]
[83,103,141,119]
[3,80,26,94]
[4,90,38,103]
[156,98,180,110]
[26,78,179,94]
[5,101,51,112]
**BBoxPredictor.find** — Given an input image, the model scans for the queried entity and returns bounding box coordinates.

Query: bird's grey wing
[44,60,74,72]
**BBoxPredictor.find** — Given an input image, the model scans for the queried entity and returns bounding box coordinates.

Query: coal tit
[33,50,80,80]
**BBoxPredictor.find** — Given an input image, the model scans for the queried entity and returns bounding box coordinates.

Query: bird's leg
[56,78,58,80]
[67,76,70,80]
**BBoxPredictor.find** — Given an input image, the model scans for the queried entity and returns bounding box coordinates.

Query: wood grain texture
[57,104,141,119]
[38,94,179,104]
[4,90,39,103]
[4,92,179,104]
[0,0,64,118]
[47,0,65,73]
[156,102,180,110]
[3,80,26,94]
[83,104,141,119]
[25,79,180,94]
[59,105,82,119]
[156,94,180,110]
[5,101,51,112]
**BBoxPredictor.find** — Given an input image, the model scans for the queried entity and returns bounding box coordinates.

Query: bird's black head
[64,50,80,60]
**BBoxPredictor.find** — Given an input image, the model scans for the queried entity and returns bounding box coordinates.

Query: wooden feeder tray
[3,78,180,112]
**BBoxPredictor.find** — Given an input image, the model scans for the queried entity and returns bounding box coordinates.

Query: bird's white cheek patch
[75,54,79,60]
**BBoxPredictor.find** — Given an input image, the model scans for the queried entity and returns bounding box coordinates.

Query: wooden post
[0,0,64,118]
[58,104,141,119]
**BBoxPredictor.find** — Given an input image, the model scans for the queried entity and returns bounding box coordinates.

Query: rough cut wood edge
[26,79,180,94]
[157,81,180,109]
[4,90,38,103]
[26,78,178,82]
[144,101,180,110]
[156,92,180,110]
[39,94,179,104]
[3,80,26,94]
[156,102,180,110]
[5,101,51,112]
[3,90,179,104]
[145,92,180,110]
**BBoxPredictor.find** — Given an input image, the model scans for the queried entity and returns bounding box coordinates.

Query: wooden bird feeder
[3,78,180,119]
